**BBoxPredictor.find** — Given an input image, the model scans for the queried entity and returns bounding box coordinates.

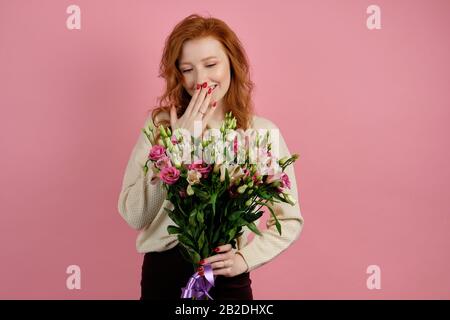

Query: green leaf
[212,226,221,244]
[196,209,204,224]
[187,228,195,239]
[191,185,209,200]
[179,234,195,248]
[255,201,282,236]
[210,193,217,218]
[175,199,188,217]
[228,210,245,221]
[188,209,197,227]
[167,225,181,235]
[198,230,206,251]
[185,245,201,265]
[236,217,248,227]
[201,234,210,259]
[258,191,272,200]
[244,210,264,223]
[246,221,262,236]
[222,203,228,224]
[227,228,237,242]
[166,208,185,229]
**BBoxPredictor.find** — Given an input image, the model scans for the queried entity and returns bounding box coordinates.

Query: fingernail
[208,87,212,94]
[197,266,204,272]
[212,101,217,107]
[202,82,207,88]
[214,247,220,252]
[197,84,201,90]
[199,271,204,276]
[199,260,205,265]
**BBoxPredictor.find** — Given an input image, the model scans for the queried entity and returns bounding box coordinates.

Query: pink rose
[187,159,212,178]
[149,145,166,161]
[155,156,172,170]
[159,167,180,185]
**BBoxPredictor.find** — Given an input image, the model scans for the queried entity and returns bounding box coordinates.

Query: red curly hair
[149,13,255,142]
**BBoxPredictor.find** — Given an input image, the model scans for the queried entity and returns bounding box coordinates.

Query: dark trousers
[140,245,253,300]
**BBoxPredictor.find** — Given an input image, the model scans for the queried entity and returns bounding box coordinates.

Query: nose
[195,69,213,88]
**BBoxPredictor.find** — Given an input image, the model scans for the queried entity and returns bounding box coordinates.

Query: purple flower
[149,145,166,161]
[159,167,180,185]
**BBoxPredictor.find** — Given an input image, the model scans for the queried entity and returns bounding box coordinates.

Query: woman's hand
[170,82,217,137]
[197,244,249,277]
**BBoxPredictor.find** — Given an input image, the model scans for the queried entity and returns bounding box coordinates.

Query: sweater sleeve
[236,125,305,272]
[117,114,167,230]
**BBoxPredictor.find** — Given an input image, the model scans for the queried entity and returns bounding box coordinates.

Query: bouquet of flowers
[142,112,299,299]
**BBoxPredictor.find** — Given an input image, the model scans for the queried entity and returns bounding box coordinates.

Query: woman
[118,13,304,300]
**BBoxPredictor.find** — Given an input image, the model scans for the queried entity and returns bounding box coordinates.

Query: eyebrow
[179,56,218,66]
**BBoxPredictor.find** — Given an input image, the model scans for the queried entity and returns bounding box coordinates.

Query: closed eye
[181,64,217,73]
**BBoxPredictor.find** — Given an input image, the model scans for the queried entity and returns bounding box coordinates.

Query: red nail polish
[208,87,212,94]
[212,102,217,107]
[214,247,220,252]
[196,84,200,90]
[197,266,204,271]
[199,260,205,265]
[202,82,207,88]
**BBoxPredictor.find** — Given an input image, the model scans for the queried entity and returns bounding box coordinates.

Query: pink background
[1,0,449,299]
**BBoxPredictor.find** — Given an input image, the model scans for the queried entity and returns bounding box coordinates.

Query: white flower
[225,131,237,142]
[187,169,202,185]
[220,164,245,184]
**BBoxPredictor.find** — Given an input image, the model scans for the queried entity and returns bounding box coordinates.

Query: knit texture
[117,114,305,272]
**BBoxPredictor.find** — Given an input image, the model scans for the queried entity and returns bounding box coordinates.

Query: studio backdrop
[0,0,449,299]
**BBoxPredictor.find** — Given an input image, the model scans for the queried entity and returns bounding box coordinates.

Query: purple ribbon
[180,263,216,300]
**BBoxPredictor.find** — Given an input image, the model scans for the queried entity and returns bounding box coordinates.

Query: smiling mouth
[192,84,218,91]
